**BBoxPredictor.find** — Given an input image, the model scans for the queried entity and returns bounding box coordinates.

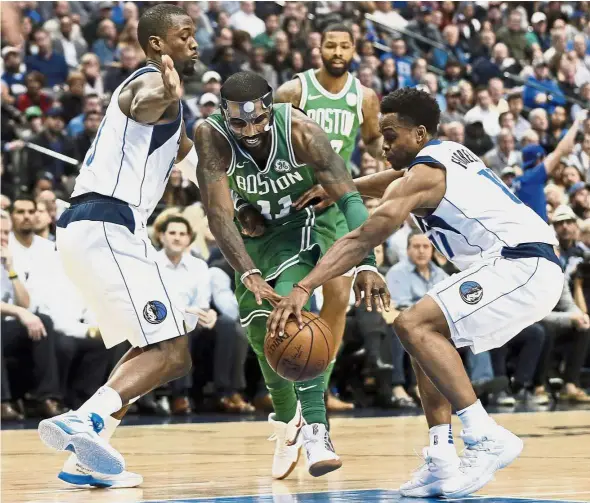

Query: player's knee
[393,310,420,348]
[322,286,350,313]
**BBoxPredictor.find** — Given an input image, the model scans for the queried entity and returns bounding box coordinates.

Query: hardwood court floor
[2,410,589,503]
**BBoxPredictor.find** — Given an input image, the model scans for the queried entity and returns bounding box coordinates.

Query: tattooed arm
[194,122,280,305]
[275,78,303,107]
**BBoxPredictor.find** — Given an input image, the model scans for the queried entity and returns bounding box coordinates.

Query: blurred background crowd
[1,0,590,423]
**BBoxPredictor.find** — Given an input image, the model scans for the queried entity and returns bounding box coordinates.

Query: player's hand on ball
[243,273,281,306]
[353,270,391,313]
[292,185,333,212]
[161,55,181,100]
[266,286,309,338]
[238,206,266,237]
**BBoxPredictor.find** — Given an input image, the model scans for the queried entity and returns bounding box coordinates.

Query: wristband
[240,268,261,283]
[355,265,385,280]
[293,283,312,298]
[8,270,18,280]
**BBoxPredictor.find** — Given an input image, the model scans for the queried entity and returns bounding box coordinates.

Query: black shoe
[472,376,509,398]
[374,395,418,409]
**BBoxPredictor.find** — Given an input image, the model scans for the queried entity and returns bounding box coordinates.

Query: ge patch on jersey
[143,300,167,324]
[459,281,483,305]
[274,159,291,173]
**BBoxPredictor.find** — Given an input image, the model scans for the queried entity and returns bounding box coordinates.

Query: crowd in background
[1,1,590,422]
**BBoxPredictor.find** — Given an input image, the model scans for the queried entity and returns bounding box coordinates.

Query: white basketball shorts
[427,249,564,354]
[56,195,185,349]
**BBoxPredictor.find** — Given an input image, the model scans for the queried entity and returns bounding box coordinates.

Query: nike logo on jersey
[307,95,323,101]
[297,385,317,391]
[236,162,248,169]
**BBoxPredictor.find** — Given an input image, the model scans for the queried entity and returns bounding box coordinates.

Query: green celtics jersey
[205,103,316,224]
[296,69,363,169]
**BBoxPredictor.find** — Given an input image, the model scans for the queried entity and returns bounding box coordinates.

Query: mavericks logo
[143,300,167,324]
[274,159,291,173]
[459,281,483,305]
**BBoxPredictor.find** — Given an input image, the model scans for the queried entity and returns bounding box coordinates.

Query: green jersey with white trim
[296,69,363,170]
[205,103,317,224]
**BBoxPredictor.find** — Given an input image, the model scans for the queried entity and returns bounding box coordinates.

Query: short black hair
[321,23,354,44]
[137,4,190,52]
[381,88,440,135]
[10,193,36,212]
[407,230,429,248]
[161,215,194,238]
[221,71,270,102]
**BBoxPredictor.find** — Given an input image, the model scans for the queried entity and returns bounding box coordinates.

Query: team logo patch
[143,300,167,324]
[274,159,291,173]
[459,281,483,305]
[346,92,357,107]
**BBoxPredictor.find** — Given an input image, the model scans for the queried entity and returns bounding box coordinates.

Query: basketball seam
[312,318,331,360]
[271,315,316,379]
[296,323,314,382]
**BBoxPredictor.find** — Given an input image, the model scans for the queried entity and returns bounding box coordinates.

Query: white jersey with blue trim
[409,139,557,271]
[72,66,182,222]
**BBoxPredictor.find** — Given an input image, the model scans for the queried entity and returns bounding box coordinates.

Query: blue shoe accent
[89,413,104,434]
[53,420,75,435]
[58,471,113,488]
[65,444,75,453]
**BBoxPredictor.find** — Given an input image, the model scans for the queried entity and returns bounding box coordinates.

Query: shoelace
[409,448,436,477]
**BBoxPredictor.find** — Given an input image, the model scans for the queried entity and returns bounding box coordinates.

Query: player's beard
[181,59,197,76]
[322,56,351,77]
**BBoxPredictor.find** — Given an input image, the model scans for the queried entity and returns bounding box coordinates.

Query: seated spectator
[52,14,88,69]
[104,46,141,94]
[79,53,105,97]
[526,12,550,52]
[446,121,465,144]
[59,71,86,124]
[73,110,103,164]
[3,205,66,418]
[253,13,279,51]
[523,60,566,113]
[16,72,53,114]
[91,19,119,66]
[34,200,55,241]
[539,280,590,403]
[66,93,103,137]
[229,1,265,39]
[26,28,69,89]
[464,87,500,139]
[1,46,26,98]
[568,182,590,220]
[495,10,527,62]
[464,118,494,157]
[482,128,522,176]
[487,77,509,114]
[241,46,278,91]
[156,216,253,414]
[507,93,531,142]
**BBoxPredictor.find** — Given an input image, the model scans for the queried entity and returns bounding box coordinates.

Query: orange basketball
[264,312,334,382]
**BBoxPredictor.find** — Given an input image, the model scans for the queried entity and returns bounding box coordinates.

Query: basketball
[264,311,334,382]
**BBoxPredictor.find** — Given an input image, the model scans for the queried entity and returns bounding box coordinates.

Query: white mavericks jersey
[72,66,182,222]
[408,139,558,271]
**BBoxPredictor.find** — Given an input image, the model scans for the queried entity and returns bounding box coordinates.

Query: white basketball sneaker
[301,423,342,477]
[38,411,125,475]
[441,425,524,498]
[58,453,143,488]
[268,402,304,479]
[399,447,461,497]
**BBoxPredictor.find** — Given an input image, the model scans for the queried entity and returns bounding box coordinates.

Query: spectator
[229,1,265,39]
[446,121,465,144]
[390,38,412,85]
[568,182,590,220]
[553,205,584,281]
[60,71,86,124]
[16,72,53,114]
[241,46,278,91]
[91,19,118,66]
[523,60,566,113]
[267,31,291,78]
[51,14,88,69]
[540,280,590,403]
[73,110,103,164]
[252,13,279,51]
[185,2,214,52]
[26,29,69,89]
[420,73,445,112]
[529,108,552,151]
[1,46,26,98]
[24,107,79,192]
[544,28,568,66]
[487,77,509,114]
[379,57,401,95]
[507,93,531,142]
[483,128,522,176]
[495,10,528,62]
[79,53,105,97]
[405,58,427,88]
[34,200,55,241]
[66,93,103,137]
[432,24,468,70]
[82,1,114,48]
[104,46,141,94]
[526,12,550,52]
[464,87,500,138]
[405,5,443,58]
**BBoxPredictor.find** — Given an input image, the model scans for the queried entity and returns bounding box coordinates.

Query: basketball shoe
[38,411,125,475]
[268,401,304,479]
[301,423,342,477]
[441,425,524,497]
[58,453,142,488]
[399,446,461,497]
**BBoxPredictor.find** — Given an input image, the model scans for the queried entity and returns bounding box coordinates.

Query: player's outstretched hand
[161,54,181,101]
[243,273,281,306]
[266,287,308,338]
[353,270,391,313]
[292,184,333,212]
[238,205,266,237]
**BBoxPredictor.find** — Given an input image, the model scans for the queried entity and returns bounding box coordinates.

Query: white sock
[78,386,123,421]
[100,415,121,441]
[429,424,454,448]
[457,399,494,432]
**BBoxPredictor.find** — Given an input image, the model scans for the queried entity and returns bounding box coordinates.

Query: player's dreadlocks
[381,88,440,135]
